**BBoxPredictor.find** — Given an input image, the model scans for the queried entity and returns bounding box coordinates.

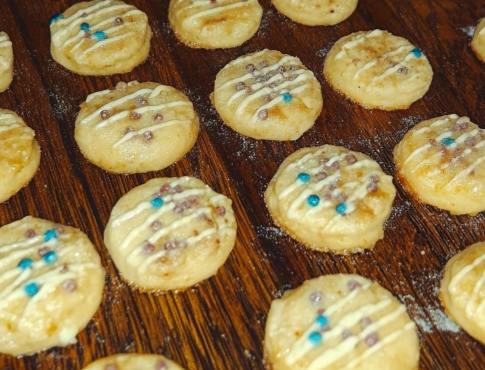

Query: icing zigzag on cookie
[0,33,12,70]
[180,0,260,26]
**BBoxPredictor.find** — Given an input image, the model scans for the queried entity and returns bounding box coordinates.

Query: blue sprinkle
[24,282,39,296]
[18,258,33,270]
[297,173,310,183]
[316,315,329,327]
[282,92,292,102]
[336,203,347,214]
[308,331,322,345]
[93,31,107,40]
[412,47,422,58]
[44,229,58,242]
[441,137,455,145]
[307,195,320,207]
[151,197,164,209]
[43,251,58,265]
[80,22,90,31]
[50,13,64,25]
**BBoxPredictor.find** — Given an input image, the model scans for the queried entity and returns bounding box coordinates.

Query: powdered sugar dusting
[461,25,476,37]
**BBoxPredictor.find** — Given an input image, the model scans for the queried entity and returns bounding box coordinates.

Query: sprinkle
[81,12,88,17]
[105,364,119,370]
[347,279,361,291]
[130,111,141,120]
[258,109,268,120]
[142,241,155,254]
[216,206,226,216]
[125,126,134,134]
[260,60,269,67]
[308,331,322,345]
[174,185,183,193]
[441,137,455,145]
[398,66,409,75]
[297,173,310,183]
[316,315,329,327]
[100,110,111,119]
[336,193,348,203]
[114,17,123,24]
[465,137,475,146]
[43,251,58,264]
[59,264,69,273]
[246,64,256,72]
[25,229,36,238]
[345,153,357,164]
[24,282,39,296]
[365,332,379,346]
[315,171,327,180]
[367,181,379,192]
[173,204,184,214]
[160,184,171,194]
[330,161,340,170]
[44,229,58,242]
[62,279,77,292]
[307,195,320,207]
[429,138,437,146]
[360,316,372,328]
[151,197,164,209]
[55,225,64,234]
[282,92,292,102]
[277,65,287,74]
[38,247,49,256]
[80,22,90,31]
[18,258,33,270]
[150,220,162,230]
[143,131,154,141]
[309,291,323,304]
[317,308,325,315]
[50,13,64,25]
[155,360,168,370]
[342,329,352,340]
[236,81,246,91]
[412,47,422,58]
[336,203,347,214]
[135,95,147,107]
[93,30,107,40]
[154,113,163,121]
[245,86,254,95]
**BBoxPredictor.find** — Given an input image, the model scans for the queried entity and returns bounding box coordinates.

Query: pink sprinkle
[365,332,379,346]
[465,137,475,146]
[258,109,268,120]
[135,95,147,107]
[260,60,269,67]
[173,205,184,214]
[174,185,183,193]
[263,95,272,103]
[277,66,286,73]
[84,31,92,39]
[150,220,162,231]
[315,172,328,180]
[142,241,155,254]
[323,192,332,200]
[100,110,111,119]
[160,184,171,195]
[236,81,246,91]
[25,229,36,238]
[246,64,255,72]
[328,182,337,191]
[268,81,277,88]
[336,192,347,203]
[367,182,379,192]
[125,126,134,134]
[397,66,408,75]
[342,329,352,340]
[347,279,361,291]
[114,17,123,24]
[38,246,49,256]
[429,138,437,146]
[164,240,177,250]
[330,161,340,170]
[360,316,372,328]
[319,157,329,165]
[62,279,77,292]
[245,86,254,95]
[309,291,323,304]
[369,174,379,183]
[143,131,154,141]
[317,308,325,315]
[55,225,64,234]
[155,360,168,370]
[59,264,69,273]
[216,206,226,216]
[345,154,357,164]
[130,111,141,120]
[154,113,163,122]
[105,364,119,370]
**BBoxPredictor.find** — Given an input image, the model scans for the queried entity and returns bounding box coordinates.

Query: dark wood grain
[1,0,485,369]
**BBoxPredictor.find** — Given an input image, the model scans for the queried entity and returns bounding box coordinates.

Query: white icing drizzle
[449,252,485,291]
[370,50,417,84]
[335,30,383,60]
[80,31,137,57]
[412,115,459,136]
[181,0,257,26]
[354,44,412,79]
[465,269,485,318]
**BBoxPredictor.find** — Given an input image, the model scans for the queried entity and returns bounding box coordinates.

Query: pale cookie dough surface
[50,0,151,75]
[0,216,105,356]
[104,177,237,291]
[82,353,186,370]
[168,0,263,49]
[212,49,323,140]
[75,81,199,174]
[471,18,485,63]
[324,29,433,110]
[394,114,485,215]
[264,274,420,370]
[0,109,41,203]
[265,145,396,253]
[440,242,485,345]
[271,0,358,26]
[0,32,13,92]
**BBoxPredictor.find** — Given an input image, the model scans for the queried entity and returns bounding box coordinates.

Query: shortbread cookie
[265,145,396,253]
[0,32,13,92]
[0,216,105,356]
[82,354,186,370]
[104,177,237,291]
[272,0,359,26]
[75,81,199,174]
[471,18,485,63]
[50,0,152,75]
[212,49,323,140]
[0,109,41,203]
[264,274,420,370]
[168,0,263,49]
[324,29,433,110]
[394,114,485,215]
[440,242,485,345]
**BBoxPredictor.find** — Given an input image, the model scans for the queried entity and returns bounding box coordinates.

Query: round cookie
[168,0,263,49]
[82,354,186,370]
[471,18,485,63]
[264,274,420,370]
[0,216,105,356]
[440,242,485,344]
[264,145,396,253]
[0,32,13,92]
[394,114,485,215]
[75,81,199,174]
[323,29,433,110]
[211,49,323,141]
[50,0,152,75]
[0,109,41,203]
[104,176,237,291]
[271,0,359,26]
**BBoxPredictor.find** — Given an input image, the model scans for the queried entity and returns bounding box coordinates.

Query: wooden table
[1,0,485,369]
